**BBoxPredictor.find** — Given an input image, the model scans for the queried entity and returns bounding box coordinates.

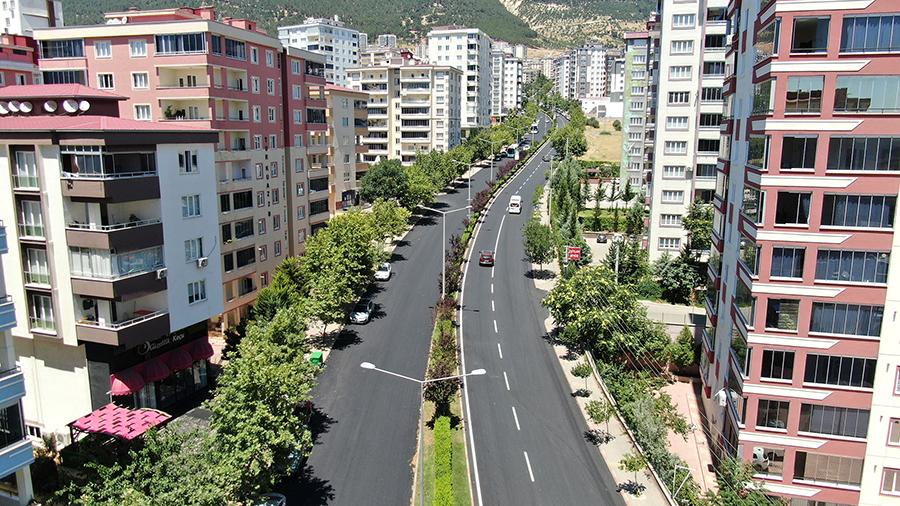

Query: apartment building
[33,7,330,327]
[705,1,900,504]
[0,84,222,447]
[551,43,612,102]
[349,62,462,164]
[645,0,727,261]
[278,16,360,87]
[359,46,414,67]
[621,32,651,191]
[0,0,61,37]
[0,34,38,87]
[376,34,397,48]
[490,49,522,120]
[427,26,492,135]
[324,84,369,212]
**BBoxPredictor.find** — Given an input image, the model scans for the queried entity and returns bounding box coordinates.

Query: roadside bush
[633,279,663,301]
[433,416,453,506]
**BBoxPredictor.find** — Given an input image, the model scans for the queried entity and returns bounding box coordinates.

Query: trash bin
[309,351,323,366]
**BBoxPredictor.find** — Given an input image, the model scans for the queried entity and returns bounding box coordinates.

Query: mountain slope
[507,0,654,47]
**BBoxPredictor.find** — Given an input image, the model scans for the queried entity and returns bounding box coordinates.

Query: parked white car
[374,262,392,281]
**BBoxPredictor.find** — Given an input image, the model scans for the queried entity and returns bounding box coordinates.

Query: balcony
[71,269,167,302]
[0,296,15,332]
[0,367,25,406]
[61,172,160,203]
[0,224,6,254]
[66,219,163,252]
[75,310,170,349]
[12,173,39,191]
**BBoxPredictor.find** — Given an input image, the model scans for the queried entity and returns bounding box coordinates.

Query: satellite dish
[7,101,19,112]
[0,103,7,115]
[44,100,57,112]
[63,99,78,113]
[78,100,90,112]
[19,101,32,113]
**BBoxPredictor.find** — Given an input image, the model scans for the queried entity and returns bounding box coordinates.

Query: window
[810,302,883,337]
[270,135,277,149]
[267,78,275,95]
[780,136,817,170]
[225,38,246,60]
[297,206,305,219]
[43,70,85,85]
[268,107,276,122]
[272,189,279,204]
[771,247,805,278]
[259,245,268,262]
[310,199,329,216]
[883,468,900,495]
[659,237,681,250]
[296,183,305,196]
[40,39,84,59]
[266,50,274,66]
[671,40,694,53]
[309,177,328,193]
[220,194,231,213]
[182,194,201,218]
[761,350,795,381]
[821,194,895,228]
[254,136,262,150]
[753,78,776,115]
[668,91,690,104]
[663,166,685,178]
[757,18,781,61]
[97,73,114,89]
[239,276,255,296]
[828,137,900,171]
[705,34,727,49]
[234,219,253,239]
[134,105,151,121]
[221,224,232,244]
[184,238,203,262]
[232,190,252,210]
[740,235,761,275]
[274,241,282,257]
[257,192,265,207]
[661,190,684,203]
[794,452,862,487]
[298,229,307,242]
[661,214,683,226]
[665,141,688,154]
[805,353,876,388]
[673,14,696,28]
[188,280,207,304]
[699,114,722,128]
[792,17,830,53]
[800,404,869,438]
[702,61,725,76]
[786,76,824,112]
[670,66,691,79]
[756,399,790,429]
[252,77,260,93]
[628,132,643,141]
[667,116,689,129]
[178,150,198,173]
[698,139,720,153]
[775,191,811,224]
[258,218,266,235]
[273,214,281,230]
[630,117,644,126]
[841,15,900,53]
[95,41,111,58]
[155,33,206,55]
[834,76,900,113]
[701,87,723,102]
[766,298,800,331]
[253,106,261,122]
[270,162,278,177]
[748,136,771,169]
[132,72,149,89]
[29,293,54,331]
[236,247,256,268]
[697,164,717,180]
[130,40,147,57]
[815,249,889,283]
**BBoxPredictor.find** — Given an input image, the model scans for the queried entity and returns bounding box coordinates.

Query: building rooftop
[0,115,216,132]
[0,84,125,100]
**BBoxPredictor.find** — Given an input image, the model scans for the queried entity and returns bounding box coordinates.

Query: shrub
[433,416,453,506]
[633,279,663,301]
[669,326,698,369]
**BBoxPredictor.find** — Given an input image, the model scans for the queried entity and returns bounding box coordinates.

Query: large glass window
[827,137,900,171]
[815,249,889,283]
[742,187,765,223]
[748,136,770,169]
[766,298,800,330]
[792,17,830,53]
[786,76,824,113]
[29,294,54,331]
[756,398,789,429]
[821,194,895,228]
[70,246,163,278]
[234,219,254,239]
[735,280,756,327]
[235,247,256,268]
[794,452,862,487]
[810,302,883,337]
[739,234,760,275]
[309,199,329,216]
[155,33,206,55]
[775,191,811,224]
[771,247,805,278]
[761,350,795,381]
[840,15,900,53]
[753,78,776,115]
[232,190,253,210]
[834,76,900,113]
[225,38,246,60]
[781,136,817,169]
[805,353,876,388]
[799,404,869,438]
[40,39,84,59]
[18,200,44,238]
[757,18,781,62]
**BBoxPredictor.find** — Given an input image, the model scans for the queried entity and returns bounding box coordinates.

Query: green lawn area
[580,123,623,162]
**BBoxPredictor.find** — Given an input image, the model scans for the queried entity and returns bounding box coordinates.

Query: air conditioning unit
[156,268,168,279]
[197,257,209,268]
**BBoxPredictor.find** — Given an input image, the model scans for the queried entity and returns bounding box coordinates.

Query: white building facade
[427,26,492,135]
[278,16,360,86]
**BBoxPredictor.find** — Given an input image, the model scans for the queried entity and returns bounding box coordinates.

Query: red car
[479,250,495,266]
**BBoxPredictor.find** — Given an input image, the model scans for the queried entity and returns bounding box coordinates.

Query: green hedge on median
[433,416,453,506]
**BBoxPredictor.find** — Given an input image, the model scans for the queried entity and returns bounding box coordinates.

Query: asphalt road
[278,114,551,505]
[459,121,626,506]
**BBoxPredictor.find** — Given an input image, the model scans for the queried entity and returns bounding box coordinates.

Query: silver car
[350,298,375,324]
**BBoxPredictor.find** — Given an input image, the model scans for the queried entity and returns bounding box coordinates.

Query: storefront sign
[136,331,187,356]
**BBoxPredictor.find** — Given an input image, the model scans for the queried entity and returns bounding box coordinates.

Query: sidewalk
[531,184,717,506]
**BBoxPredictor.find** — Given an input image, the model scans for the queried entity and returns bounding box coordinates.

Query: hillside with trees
[62,0,652,48]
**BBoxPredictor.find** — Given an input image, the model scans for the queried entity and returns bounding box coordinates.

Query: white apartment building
[349,62,462,164]
[358,33,367,51]
[427,26,492,135]
[278,16,360,86]
[552,43,611,102]
[1,0,62,37]
[620,32,651,191]
[490,49,522,120]
[645,0,727,261]
[376,34,397,48]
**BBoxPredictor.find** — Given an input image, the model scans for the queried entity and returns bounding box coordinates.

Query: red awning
[69,403,170,440]
[141,358,170,382]
[191,338,214,360]
[110,369,144,396]
[166,347,193,371]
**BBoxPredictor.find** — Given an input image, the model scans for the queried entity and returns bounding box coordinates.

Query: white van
[508,195,522,214]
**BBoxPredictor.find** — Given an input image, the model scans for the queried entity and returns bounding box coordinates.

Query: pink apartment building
[706,0,900,504]
[33,7,332,326]
[0,34,37,86]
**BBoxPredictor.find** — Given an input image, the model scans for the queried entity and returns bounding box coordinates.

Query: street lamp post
[480,138,502,181]
[451,160,472,219]
[360,362,486,506]
[419,204,471,299]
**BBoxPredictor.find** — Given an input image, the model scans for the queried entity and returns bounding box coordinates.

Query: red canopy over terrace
[69,403,170,441]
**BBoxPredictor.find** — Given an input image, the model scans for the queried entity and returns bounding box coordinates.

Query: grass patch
[580,123,623,162]
[417,395,471,506]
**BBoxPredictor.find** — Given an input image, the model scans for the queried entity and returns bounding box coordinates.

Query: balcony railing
[67,218,161,232]
[24,272,49,285]
[76,309,167,330]
[29,317,55,332]
[12,174,39,189]
[0,296,15,332]
[61,170,156,180]
[17,224,43,238]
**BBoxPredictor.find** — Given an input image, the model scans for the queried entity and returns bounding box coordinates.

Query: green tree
[705,458,790,506]
[669,326,698,369]
[619,452,648,490]
[625,201,645,236]
[370,198,411,248]
[612,119,622,131]
[571,361,592,390]
[585,117,600,128]
[603,239,648,286]
[273,255,308,295]
[222,318,248,359]
[401,163,437,209]
[585,399,616,434]
[683,199,714,254]
[522,219,555,270]
[358,158,408,204]
[252,280,301,324]
[651,253,703,305]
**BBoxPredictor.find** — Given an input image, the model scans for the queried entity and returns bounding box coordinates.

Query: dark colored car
[479,250,495,266]
[596,233,608,243]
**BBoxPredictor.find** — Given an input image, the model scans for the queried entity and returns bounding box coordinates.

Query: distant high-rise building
[490,49,522,120]
[376,34,397,48]
[427,26,493,135]
[620,32,650,192]
[278,16,361,86]
[358,32,368,51]
[552,43,610,101]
